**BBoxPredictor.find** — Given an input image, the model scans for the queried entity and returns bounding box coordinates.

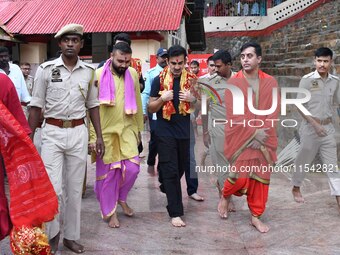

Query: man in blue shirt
[142,48,168,174]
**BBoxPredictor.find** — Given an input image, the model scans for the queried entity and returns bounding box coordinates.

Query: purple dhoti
[94,156,140,217]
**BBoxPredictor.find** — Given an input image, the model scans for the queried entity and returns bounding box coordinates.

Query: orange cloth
[222,70,279,217]
[223,159,269,217]
[159,67,197,121]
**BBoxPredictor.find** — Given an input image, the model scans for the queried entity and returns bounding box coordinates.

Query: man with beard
[89,42,143,229]
[28,24,104,254]
[141,48,168,174]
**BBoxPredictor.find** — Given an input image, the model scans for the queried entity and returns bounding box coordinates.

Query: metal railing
[204,0,288,17]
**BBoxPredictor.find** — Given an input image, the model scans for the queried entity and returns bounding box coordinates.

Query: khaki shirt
[199,71,236,137]
[30,56,99,119]
[25,75,34,96]
[297,70,340,119]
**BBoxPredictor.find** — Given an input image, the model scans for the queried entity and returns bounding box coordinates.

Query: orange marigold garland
[10,225,52,255]
[159,66,197,120]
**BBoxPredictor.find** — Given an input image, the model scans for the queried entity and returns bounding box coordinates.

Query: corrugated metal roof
[1,0,185,34]
[0,1,27,24]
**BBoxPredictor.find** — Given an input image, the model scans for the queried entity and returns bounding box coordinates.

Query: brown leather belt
[313,117,332,125]
[46,118,84,128]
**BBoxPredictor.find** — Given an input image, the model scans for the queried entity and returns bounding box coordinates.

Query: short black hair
[190,60,199,67]
[315,47,333,59]
[207,56,213,62]
[113,33,131,46]
[168,45,187,58]
[0,46,9,54]
[112,42,132,55]
[240,42,262,57]
[212,50,232,65]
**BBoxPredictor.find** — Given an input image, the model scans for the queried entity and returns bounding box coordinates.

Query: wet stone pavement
[1,130,340,255]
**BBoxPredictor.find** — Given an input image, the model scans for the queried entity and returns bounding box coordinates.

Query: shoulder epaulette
[83,62,95,70]
[40,60,55,69]
[330,74,340,81]
[302,72,314,79]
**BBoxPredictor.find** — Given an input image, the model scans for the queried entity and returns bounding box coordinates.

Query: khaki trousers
[292,123,340,196]
[41,123,88,240]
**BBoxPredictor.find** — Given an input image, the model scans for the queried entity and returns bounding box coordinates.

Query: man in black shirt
[148,45,197,227]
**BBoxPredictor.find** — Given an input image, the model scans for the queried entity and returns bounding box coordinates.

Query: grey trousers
[292,124,340,196]
[41,123,88,240]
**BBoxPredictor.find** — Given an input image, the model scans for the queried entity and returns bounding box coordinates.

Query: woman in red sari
[0,73,58,254]
[0,73,31,240]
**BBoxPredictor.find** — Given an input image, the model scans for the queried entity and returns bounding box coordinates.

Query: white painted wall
[20,42,47,65]
[204,0,318,32]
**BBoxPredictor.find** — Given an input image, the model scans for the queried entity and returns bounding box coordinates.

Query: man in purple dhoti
[89,42,143,228]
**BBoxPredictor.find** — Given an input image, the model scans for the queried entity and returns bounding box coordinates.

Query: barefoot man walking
[217,42,279,233]
[90,42,143,228]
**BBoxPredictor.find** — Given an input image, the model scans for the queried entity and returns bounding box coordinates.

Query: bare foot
[171,217,186,227]
[108,213,120,228]
[251,216,269,233]
[190,193,204,201]
[292,186,305,203]
[103,215,111,223]
[119,201,134,217]
[217,196,230,219]
[228,197,236,212]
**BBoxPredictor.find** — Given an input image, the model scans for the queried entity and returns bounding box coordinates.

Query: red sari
[0,73,31,240]
[223,70,279,217]
[0,75,58,253]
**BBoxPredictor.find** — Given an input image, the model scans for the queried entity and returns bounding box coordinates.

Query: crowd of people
[205,0,286,17]
[0,21,339,254]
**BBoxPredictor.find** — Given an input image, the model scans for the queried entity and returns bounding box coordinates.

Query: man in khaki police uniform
[201,50,235,200]
[292,47,340,212]
[29,23,104,254]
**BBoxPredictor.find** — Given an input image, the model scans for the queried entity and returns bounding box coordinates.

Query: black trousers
[186,135,198,196]
[147,113,158,166]
[157,136,189,217]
